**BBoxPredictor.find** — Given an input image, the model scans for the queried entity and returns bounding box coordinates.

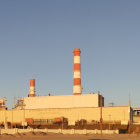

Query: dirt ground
[0,133,140,140]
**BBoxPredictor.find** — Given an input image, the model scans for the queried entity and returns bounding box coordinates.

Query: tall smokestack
[73,48,81,95]
[29,79,35,97]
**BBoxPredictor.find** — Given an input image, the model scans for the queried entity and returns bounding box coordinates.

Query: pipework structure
[73,48,82,95]
[0,97,6,110]
[29,79,35,97]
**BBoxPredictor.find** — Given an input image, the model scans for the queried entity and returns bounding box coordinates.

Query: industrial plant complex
[0,48,136,131]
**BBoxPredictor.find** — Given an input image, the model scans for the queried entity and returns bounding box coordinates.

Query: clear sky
[0,0,140,108]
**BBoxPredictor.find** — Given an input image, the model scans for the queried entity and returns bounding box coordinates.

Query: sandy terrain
[0,133,140,140]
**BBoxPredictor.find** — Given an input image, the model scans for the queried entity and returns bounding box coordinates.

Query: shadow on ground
[89,139,108,140]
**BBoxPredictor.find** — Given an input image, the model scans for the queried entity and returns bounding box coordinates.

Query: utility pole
[100,95,103,140]
[62,117,63,130]
[129,93,131,107]
[108,114,111,130]
[11,109,13,128]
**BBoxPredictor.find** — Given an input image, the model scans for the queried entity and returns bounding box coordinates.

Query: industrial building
[0,106,132,126]
[0,48,133,128]
[133,108,140,124]
[0,98,6,110]
[22,94,104,110]
[15,48,104,110]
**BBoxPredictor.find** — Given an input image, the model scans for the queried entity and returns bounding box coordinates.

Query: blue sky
[0,0,140,108]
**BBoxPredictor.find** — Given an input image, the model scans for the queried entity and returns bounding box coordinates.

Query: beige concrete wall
[23,94,100,109]
[0,110,24,123]
[0,106,131,125]
[133,115,140,123]
[0,128,119,135]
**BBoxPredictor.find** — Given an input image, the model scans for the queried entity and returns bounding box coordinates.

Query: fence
[0,128,119,135]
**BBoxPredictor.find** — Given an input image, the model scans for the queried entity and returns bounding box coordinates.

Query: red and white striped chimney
[73,48,82,95]
[29,79,35,97]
